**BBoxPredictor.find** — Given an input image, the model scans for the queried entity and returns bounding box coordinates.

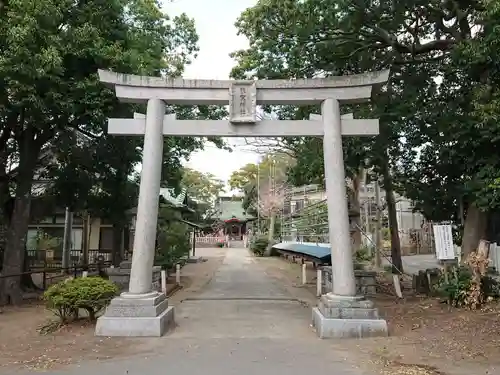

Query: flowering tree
[256,180,287,256]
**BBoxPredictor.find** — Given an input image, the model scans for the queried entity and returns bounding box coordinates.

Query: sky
[163,0,261,187]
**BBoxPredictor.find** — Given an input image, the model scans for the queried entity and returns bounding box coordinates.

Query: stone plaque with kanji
[229,81,257,123]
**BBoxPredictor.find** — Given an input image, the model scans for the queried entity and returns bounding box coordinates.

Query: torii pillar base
[95,292,175,337]
[311,294,388,339]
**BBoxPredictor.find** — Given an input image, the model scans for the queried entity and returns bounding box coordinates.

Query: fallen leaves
[381,362,445,375]
[0,304,136,371]
[348,295,500,375]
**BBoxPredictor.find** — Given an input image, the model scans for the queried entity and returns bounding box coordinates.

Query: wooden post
[192,230,196,257]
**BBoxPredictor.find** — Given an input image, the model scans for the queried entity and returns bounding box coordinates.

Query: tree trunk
[382,164,403,274]
[82,213,89,265]
[349,173,362,251]
[0,183,32,305]
[374,180,382,268]
[111,221,124,267]
[62,207,73,272]
[265,214,276,256]
[461,202,488,259]
[0,170,10,272]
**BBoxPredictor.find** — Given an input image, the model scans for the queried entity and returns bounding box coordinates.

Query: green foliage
[28,230,61,251]
[436,266,500,308]
[437,266,472,307]
[229,153,292,218]
[381,228,390,242]
[155,206,190,269]
[0,0,218,304]
[181,167,225,204]
[250,235,270,256]
[354,246,373,263]
[352,246,374,270]
[229,0,500,268]
[229,153,291,192]
[43,277,118,324]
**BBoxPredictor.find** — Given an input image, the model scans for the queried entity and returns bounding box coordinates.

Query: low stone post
[161,270,167,295]
[175,264,181,285]
[316,269,323,297]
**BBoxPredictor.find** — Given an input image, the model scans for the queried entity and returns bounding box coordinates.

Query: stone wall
[320,266,377,295]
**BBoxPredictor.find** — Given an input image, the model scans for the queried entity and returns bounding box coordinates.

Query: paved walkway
[22,248,372,375]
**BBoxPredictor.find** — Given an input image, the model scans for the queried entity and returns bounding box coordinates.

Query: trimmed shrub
[155,219,191,270]
[250,235,269,256]
[43,276,118,323]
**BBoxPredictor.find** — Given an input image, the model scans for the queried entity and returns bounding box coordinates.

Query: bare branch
[256,180,288,218]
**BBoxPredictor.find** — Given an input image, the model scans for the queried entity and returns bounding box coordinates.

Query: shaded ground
[0,247,227,373]
[257,255,500,375]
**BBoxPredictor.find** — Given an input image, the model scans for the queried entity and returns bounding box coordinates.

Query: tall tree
[229,153,292,192]
[181,167,225,204]
[231,0,489,268]
[0,0,199,303]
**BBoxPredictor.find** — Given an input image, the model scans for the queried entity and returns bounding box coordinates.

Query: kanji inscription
[229,81,257,123]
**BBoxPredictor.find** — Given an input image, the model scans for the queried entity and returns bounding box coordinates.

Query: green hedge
[43,276,118,323]
[250,235,270,256]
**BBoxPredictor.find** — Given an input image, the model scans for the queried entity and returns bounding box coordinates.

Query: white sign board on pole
[433,224,455,260]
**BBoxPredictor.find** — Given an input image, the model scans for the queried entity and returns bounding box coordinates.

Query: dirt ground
[3,248,500,375]
[0,247,227,372]
[257,255,500,375]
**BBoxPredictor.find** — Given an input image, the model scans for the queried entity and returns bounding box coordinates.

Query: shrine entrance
[225,218,246,240]
[95,69,390,339]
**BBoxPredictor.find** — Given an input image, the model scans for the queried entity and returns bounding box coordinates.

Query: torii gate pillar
[95,69,390,339]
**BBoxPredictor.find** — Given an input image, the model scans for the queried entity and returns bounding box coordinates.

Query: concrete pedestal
[96,291,175,337]
[312,294,387,339]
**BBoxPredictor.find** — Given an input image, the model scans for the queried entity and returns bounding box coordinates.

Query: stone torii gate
[95,70,390,338]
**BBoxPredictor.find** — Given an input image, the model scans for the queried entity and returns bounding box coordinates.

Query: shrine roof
[215,200,255,222]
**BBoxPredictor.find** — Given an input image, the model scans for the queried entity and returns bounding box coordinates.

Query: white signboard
[433,224,455,260]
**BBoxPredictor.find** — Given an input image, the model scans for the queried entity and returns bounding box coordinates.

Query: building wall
[284,184,425,235]
[395,198,425,232]
[27,216,111,251]
[287,186,326,214]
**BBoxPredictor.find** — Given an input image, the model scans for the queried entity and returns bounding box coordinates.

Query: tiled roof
[215,199,254,221]
[159,187,187,207]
